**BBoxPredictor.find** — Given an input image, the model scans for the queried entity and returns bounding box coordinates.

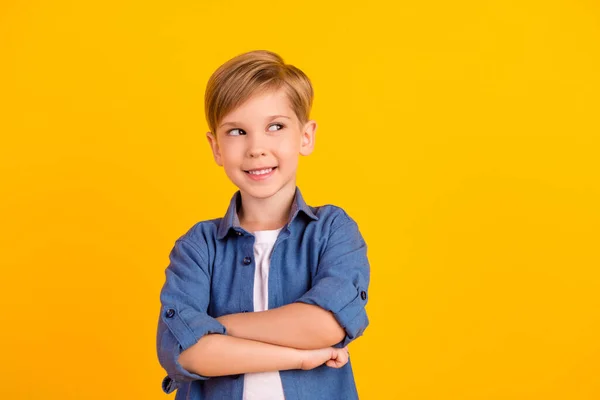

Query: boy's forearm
[217,303,345,349]
[178,333,302,377]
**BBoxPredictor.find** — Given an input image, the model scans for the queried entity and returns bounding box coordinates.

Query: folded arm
[178,333,301,376]
[217,302,345,350]
[178,332,348,377]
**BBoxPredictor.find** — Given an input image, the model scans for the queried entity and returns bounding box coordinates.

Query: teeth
[248,168,273,175]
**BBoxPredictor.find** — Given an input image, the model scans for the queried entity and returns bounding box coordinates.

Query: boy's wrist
[294,348,306,370]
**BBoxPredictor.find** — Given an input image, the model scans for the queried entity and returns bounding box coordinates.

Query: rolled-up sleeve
[156,236,227,393]
[295,210,370,347]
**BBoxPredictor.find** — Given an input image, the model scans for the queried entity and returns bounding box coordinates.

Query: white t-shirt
[243,227,286,400]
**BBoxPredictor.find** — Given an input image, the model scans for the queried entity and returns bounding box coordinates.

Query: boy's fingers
[324,348,350,368]
[341,351,349,363]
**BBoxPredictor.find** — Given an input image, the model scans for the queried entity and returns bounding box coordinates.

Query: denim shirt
[156,187,370,400]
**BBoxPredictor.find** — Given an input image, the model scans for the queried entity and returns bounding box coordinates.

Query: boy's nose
[246,135,268,157]
[248,148,267,158]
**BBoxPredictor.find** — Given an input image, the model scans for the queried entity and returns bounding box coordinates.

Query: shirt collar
[216,186,319,239]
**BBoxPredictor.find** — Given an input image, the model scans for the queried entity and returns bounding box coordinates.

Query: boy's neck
[237,184,296,232]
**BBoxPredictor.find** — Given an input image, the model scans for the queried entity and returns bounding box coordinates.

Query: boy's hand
[299,346,349,370]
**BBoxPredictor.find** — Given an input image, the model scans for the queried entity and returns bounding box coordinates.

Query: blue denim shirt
[156,187,370,399]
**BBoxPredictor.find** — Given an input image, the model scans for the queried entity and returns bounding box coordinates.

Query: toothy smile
[245,167,276,175]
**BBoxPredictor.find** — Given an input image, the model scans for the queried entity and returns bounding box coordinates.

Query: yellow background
[1,0,599,399]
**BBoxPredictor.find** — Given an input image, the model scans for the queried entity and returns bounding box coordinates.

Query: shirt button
[165,308,176,318]
[360,291,367,300]
[243,256,252,265]
[236,231,242,236]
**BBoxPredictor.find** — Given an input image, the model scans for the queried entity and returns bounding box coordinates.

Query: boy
[157,50,370,399]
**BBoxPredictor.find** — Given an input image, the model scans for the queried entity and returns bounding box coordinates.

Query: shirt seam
[176,237,211,280]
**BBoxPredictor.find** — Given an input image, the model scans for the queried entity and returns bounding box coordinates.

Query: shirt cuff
[158,305,227,388]
[295,277,369,347]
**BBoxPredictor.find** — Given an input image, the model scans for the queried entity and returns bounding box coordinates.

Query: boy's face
[206,87,316,202]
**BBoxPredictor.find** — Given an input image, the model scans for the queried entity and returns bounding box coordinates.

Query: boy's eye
[268,123,284,132]
[228,128,245,136]
[227,124,283,135]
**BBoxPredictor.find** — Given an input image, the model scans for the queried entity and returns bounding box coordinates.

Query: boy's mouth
[244,166,277,176]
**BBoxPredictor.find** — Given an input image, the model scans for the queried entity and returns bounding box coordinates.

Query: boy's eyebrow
[219,114,292,128]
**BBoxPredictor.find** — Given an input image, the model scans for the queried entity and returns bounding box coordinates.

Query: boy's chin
[239,186,279,199]
[237,182,295,200]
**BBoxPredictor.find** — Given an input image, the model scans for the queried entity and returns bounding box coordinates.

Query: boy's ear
[299,120,317,156]
[206,131,223,166]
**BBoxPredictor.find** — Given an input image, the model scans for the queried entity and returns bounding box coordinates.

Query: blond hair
[204,50,314,135]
